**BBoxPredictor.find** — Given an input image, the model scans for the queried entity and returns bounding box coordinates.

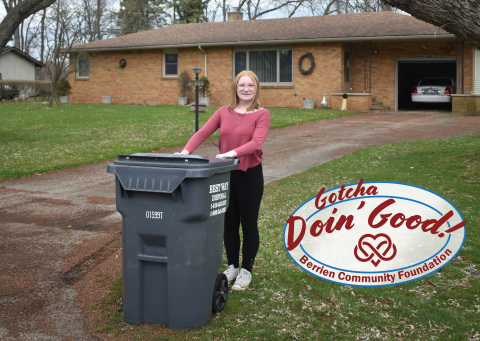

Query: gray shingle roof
[72,12,451,50]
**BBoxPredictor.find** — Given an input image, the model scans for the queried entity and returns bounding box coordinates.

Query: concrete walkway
[0,112,479,340]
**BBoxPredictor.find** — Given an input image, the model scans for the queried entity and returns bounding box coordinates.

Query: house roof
[72,12,452,51]
[1,47,45,67]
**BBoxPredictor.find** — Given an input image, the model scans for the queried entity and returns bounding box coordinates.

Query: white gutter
[198,46,207,77]
[70,34,456,53]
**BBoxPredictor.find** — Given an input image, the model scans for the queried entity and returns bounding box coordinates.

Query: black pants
[224,163,264,273]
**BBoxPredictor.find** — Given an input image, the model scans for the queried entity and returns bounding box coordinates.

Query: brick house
[70,11,480,114]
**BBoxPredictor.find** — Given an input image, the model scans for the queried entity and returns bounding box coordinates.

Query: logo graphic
[283,180,466,287]
[353,233,397,267]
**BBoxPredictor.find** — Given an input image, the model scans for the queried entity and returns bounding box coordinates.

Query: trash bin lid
[107,154,239,193]
[112,153,237,169]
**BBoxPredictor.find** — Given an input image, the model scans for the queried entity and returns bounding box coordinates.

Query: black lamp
[193,66,202,132]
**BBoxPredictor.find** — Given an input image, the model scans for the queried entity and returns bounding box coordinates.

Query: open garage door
[396,60,456,110]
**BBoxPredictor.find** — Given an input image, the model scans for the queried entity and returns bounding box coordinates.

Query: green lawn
[0,102,357,180]
[95,133,480,340]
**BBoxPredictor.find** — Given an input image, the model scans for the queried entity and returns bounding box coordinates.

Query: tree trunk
[381,0,480,50]
[96,0,102,40]
[40,8,46,62]
[15,25,20,49]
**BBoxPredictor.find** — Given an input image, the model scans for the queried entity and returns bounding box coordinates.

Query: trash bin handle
[220,157,240,167]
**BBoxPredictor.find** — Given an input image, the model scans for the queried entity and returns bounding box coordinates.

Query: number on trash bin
[146,211,163,219]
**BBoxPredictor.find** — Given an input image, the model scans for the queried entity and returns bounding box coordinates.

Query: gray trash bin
[107,153,239,329]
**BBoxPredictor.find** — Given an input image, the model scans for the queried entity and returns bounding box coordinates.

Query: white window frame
[76,54,89,79]
[163,49,178,77]
[233,46,294,86]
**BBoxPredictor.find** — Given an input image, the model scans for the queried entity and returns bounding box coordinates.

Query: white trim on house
[162,48,178,78]
[474,48,480,95]
[76,54,89,79]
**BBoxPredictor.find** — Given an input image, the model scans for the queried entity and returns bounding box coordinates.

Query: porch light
[193,66,202,75]
[373,49,378,55]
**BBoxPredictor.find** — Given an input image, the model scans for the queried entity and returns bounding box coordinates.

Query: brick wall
[70,48,213,105]
[259,43,343,108]
[350,41,474,110]
[69,43,344,107]
[69,41,474,110]
[452,95,480,115]
[331,94,372,111]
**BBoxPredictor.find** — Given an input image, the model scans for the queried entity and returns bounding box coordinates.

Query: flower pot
[178,97,188,105]
[60,96,69,104]
[303,99,315,109]
[102,96,112,104]
[198,97,209,106]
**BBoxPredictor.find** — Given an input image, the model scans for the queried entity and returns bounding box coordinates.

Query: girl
[178,70,270,290]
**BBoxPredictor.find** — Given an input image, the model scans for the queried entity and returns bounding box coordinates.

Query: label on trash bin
[209,181,229,216]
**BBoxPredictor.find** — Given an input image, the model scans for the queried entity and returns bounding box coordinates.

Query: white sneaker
[231,268,252,291]
[223,265,239,283]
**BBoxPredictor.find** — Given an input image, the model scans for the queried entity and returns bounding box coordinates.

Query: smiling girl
[178,70,271,291]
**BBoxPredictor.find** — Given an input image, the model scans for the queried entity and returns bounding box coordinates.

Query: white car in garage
[411,77,456,103]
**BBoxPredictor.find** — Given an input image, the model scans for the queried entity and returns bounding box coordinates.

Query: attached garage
[395,59,457,110]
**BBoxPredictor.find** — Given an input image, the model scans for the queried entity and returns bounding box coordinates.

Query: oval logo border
[283,181,466,287]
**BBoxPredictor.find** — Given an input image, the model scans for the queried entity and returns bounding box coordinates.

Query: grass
[0,102,357,180]
[94,133,480,340]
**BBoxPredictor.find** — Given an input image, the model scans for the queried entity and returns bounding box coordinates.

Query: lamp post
[193,66,202,132]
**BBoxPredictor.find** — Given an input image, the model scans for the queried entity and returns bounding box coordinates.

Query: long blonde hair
[228,70,262,112]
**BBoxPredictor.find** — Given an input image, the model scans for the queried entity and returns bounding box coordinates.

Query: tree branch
[0,0,57,51]
[381,0,480,49]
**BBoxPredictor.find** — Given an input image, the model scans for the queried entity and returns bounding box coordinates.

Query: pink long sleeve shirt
[184,105,271,171]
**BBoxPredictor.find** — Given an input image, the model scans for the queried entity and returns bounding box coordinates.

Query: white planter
[102,96,112,104]
[178,97,188,105]
[198,97,209,106]
[303,99,315,109]
[60,96,69,104]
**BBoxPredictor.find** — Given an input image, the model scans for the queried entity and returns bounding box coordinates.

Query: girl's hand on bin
[175,150,190,155]
[216,151,237,159]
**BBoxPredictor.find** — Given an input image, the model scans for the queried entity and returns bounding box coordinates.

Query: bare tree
[77,0,115,42]
[381,0,480,50]
[42,0,85,107]
[0,0,56,51]
[236,0,307,19]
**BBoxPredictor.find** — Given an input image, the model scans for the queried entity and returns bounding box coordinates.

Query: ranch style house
[69,11,480,114]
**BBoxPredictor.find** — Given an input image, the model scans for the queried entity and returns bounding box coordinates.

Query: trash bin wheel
[212,273,228,313]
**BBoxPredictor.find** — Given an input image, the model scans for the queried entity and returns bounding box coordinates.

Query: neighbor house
[0,47,45,96]
[69,11,480,114]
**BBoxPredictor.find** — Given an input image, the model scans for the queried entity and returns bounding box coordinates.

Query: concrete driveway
[0,112,479,340]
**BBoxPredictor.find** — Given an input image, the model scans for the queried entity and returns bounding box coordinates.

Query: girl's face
[236,75,257,104]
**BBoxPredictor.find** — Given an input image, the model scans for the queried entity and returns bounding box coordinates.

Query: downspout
[198,46,207,77]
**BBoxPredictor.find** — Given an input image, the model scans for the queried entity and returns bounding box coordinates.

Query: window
[77,55,89,78]
[164,53,178,77]
[234,48,293,85]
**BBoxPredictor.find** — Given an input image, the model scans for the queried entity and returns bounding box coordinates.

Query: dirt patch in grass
[37,197,72,205]
[73,234,185,341]
[86,196,116,205]
[61,232,120,274]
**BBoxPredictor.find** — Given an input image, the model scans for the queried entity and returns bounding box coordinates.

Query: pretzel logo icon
[354,233,397,267]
